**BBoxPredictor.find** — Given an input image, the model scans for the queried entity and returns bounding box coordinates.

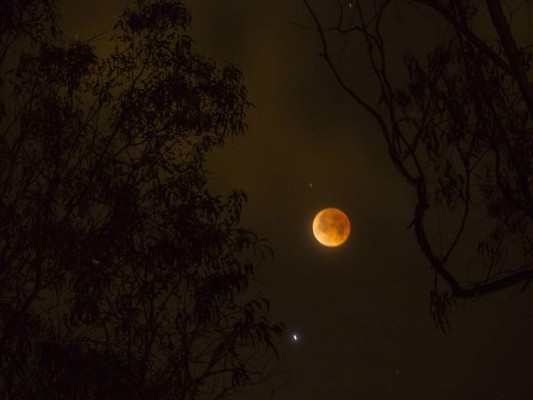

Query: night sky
[59,1,533,398]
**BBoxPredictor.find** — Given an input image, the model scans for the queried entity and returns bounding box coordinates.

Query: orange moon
[312,208,350,247]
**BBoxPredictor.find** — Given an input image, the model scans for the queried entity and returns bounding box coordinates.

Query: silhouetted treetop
[0,0,283,398]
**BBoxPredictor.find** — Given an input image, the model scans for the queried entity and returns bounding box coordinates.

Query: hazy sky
[59,1,533,398]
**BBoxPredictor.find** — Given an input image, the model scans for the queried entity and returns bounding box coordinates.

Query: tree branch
[302,0,390,137]
[456,267,533,298]
[416,0,513,75]
[485,0,533,117]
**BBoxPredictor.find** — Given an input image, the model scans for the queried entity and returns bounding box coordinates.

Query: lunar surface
[312,208,350,247]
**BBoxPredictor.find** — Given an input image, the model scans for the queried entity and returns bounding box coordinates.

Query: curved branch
[412,178,463,294]
[456,267,533,298]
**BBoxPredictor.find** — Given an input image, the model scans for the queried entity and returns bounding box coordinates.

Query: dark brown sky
[60,1,533,398]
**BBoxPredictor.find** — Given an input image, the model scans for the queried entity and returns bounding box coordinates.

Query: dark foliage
[304,0,532,330]
[0,0,283,398]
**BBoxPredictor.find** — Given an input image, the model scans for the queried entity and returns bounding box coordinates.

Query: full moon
[312,208,350,247]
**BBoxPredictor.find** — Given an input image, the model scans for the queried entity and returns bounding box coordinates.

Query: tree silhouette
[303,0,533,329]
[0,0,284,398]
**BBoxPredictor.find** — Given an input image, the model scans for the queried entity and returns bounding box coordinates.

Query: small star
[309,182,313,188]
[291,333,300,342]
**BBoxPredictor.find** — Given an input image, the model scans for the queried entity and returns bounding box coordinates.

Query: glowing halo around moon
[312,208,350,247]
